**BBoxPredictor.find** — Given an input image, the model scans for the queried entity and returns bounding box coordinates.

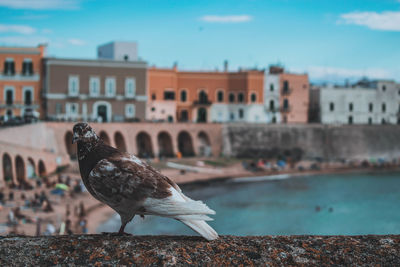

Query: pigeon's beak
[72,133,79,144]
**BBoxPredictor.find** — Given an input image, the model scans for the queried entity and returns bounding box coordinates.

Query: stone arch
[178,131,195,157]
[157,131,174,158]
[114,131,127,152]
[136,131,154,158]
[27,157,36,179]
[197,131,211,157]
[38,160,46,177]
[15,155,26,186]
[65,131,77,160]
[2,153,13,185]
[99,131,111,146]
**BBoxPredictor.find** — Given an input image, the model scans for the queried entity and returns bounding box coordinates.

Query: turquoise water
[98,172,400,236]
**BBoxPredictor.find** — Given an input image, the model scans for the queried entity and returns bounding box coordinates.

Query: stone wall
[222,123,400,161]
[1,235,399,266]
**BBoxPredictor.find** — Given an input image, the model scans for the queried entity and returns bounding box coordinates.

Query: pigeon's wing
[87,153,173,208]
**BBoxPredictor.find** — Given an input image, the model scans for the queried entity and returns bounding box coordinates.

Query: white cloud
[339,11,400,31]
[293,66,398,83]
[0,36,49,46]
[0,24,36,34]
[68,38,86,46]
[0,0,80,10]
[200,15,253,23]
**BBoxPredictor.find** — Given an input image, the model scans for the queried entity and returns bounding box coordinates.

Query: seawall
[1,235,400,266]
[222,123,400,161]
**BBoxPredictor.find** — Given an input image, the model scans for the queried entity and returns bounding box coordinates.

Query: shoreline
[87,165,400,234]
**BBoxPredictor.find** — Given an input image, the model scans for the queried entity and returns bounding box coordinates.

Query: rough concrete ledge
[1,235,400,266]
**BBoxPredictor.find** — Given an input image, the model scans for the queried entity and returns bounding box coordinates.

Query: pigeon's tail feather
[179,219,218,241]
[168,214,214,221]
[142,187,216,216]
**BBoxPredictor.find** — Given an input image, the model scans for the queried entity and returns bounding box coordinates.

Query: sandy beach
[1,157,399,236]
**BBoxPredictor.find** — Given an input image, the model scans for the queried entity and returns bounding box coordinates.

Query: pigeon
[72,122,218,241]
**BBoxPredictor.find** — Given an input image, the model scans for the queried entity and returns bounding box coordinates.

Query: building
[148,65,266,123]
[43,58,147,122]
[0,44,46,121]
[97,41,138,61]
[320,80,400,125]
[264,66,283,123]
[279,71,309,123]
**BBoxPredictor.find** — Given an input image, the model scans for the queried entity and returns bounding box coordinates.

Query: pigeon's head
[72,122,99,144]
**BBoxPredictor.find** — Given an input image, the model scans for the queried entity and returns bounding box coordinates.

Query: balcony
[0,72,40,81]
[193,100,212,106]
[0,101,39,109]
[280,105,291,112]
[281,87,292,95]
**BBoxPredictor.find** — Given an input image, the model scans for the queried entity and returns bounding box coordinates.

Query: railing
[0,101,39,108]
[281,87,292,95]
[193,100,212,105]
[280,105,291,112]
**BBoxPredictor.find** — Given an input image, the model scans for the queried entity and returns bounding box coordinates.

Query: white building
[210,104,267,123]
[320,80,400,125]
[264,73,281,123]
[97,41,138,61]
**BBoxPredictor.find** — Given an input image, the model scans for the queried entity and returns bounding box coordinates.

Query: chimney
[223,60,228,72]
[173,61,178,70]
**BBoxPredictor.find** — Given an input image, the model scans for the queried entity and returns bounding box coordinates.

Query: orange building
[279,72,309,123]
[0,45,46,121]
[148,66,265,123]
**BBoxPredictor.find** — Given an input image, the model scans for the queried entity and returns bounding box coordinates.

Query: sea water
[97,172,400,236]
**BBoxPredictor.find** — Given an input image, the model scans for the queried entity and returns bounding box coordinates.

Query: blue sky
[1,0,400,83]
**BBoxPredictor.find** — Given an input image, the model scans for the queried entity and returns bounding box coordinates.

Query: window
[283,80,289,92]
[125,78,136,98]
[349,103,353,112]
[238,109,244,119]
[22,59,33,75]
[329,102,334,111]
[68,76,79,96]
[198,91,208,103]
[89,77,100,96]
[283,99,289,110]
[152,93,156,100]
[180,90,187,102]
[382,118,386,124]
[3,58,15,75]
[368,117,372,125]
[382,85,386,92]
[230,113,235,121]
[369,103,373,112]
[151,107,155,111]
[217,91,224,102]
[125,104,135,118]
[269,100,275,111]
[270,84,274,91]
[105,77,116,97]
[180,110,188,122]
[5,88,14,105]
[66,103,79,115]
[164,91,175,100]
[229,93,235,103]
[250,93,257,102]
[272,116,276,123]
[348,116,353,124]
[238,93,244,103]
[382,103,386,113]
[23,87,33,105]
[55,103,62,114]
